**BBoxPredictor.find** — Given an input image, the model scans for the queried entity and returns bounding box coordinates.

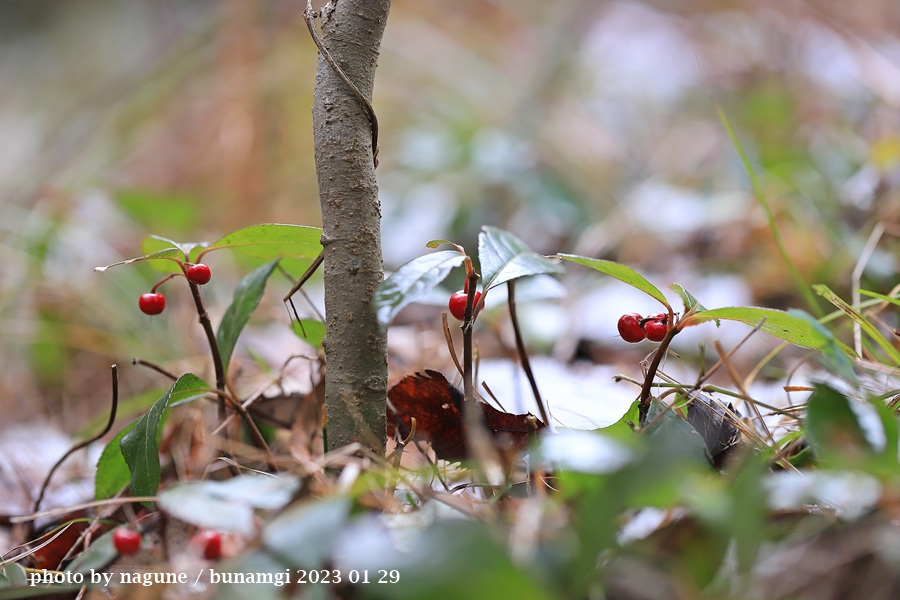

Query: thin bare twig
[132,357,178,381]
[442,312,464,378]
[283,252,324,308]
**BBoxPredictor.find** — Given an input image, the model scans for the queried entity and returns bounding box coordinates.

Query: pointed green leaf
[374,251,466,328]
[120,374,209,499]
[200,223,322,260]
[479,226,565,292]
[814,284,900,364]
[557,254,670,310]
[682,306,829,349]
[217,259,281,374]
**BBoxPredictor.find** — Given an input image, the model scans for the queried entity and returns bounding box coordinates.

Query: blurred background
[1,0,899,436]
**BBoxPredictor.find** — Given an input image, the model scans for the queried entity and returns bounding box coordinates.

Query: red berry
[186,263,212,285]
[449,290,482,321]
[645,320,668,342]
[643,313,669,342]
[138,293,166,315]
[617,313,646,343]
[193,530,222,560]
[113,527,141,555]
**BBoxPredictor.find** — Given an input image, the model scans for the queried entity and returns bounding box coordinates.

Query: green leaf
[599,399,639,441]
[120,374,208,499]
[0,564,27,587]
[557,254,671,310]
[858,289,900,309]
[478,226,565,292]
[373,251,466,328]
[93,247,183,273]
[158,475,301,536]
[140,236,201,273]
[805,383,873,467]
[788,309,858,383]
[216,259,281,375]
[200,223,322,260]
[682,306,829,349]
[263,497,351,569]
[669,283,707,314]
[815,284,900,364]
[95,420,137,500]
[66,527,118,576]
[292,319,325,348]
[644,398,711,466]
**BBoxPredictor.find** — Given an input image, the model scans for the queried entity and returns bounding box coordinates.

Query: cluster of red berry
[617,312,669,343]
[138,263,212,316]
[113,527,222,559]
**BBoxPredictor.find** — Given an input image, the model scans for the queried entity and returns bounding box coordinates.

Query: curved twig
[132,357,178,381]
[304,1,379,167]
[30,365,119,523]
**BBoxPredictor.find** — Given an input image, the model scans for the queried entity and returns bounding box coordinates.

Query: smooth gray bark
[311,0,390,455]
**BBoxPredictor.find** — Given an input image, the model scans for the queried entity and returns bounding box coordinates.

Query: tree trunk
[311,0,390,455]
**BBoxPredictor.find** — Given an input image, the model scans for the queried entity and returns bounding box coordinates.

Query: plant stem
[462,270,494,478]
[506,280,550,426]
[187,282,226,414]
[639,327,678,424]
